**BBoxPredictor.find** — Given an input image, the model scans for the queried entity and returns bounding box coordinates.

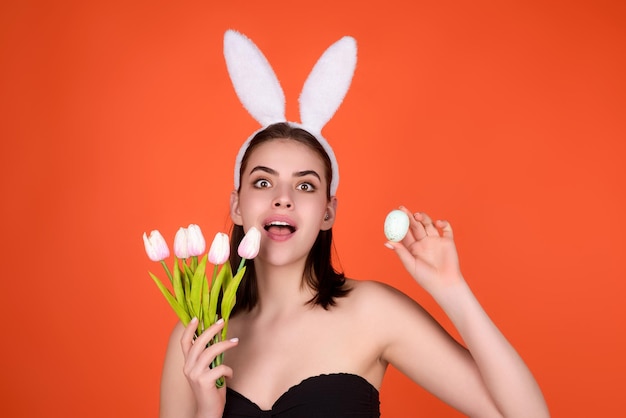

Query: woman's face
[231,138,336,266]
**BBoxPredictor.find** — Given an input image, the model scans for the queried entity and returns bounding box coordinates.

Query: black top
[223,373,380,417]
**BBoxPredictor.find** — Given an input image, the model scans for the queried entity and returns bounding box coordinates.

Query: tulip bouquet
[143,224,260,387]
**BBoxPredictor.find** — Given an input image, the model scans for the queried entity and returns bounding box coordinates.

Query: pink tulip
[143,230,170,262]
[238,226,261,259]
[208,232,230,265]
[187,224,206,256]
[173,227,190,259]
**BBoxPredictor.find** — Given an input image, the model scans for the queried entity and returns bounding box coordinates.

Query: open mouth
[264,221,296,235]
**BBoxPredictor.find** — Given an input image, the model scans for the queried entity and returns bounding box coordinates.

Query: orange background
[1,1,625,416]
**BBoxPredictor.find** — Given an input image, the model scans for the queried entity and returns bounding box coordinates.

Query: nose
[272,186,293,209]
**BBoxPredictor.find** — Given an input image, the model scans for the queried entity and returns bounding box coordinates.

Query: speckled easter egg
[384,209,410,242]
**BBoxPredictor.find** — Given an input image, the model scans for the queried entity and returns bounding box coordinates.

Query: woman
[159,123,550,417]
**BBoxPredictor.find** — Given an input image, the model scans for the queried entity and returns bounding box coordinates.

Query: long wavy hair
[229,123,350,314]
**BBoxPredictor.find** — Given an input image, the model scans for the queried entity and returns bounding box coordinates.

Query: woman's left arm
[384,207,550,418]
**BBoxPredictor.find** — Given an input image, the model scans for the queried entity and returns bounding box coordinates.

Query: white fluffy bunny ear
[299,36,357,133]
[225,30,357,195]
[223,30,286,126]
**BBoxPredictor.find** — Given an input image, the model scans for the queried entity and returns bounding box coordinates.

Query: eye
[253,178,272,188]
[296,182,316,192]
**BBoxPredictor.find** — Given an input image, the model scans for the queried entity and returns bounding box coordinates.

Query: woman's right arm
[160,318,239,418]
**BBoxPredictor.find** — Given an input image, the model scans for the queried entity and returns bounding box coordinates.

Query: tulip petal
[187,224,206,256]
[143,233,158,261]
[143,230,170,262]
[174,227,190,259]
[237,227,261,259]
[208,232,230,265]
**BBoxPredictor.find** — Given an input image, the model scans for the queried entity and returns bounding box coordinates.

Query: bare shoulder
[163,321,185,372]
[160,321,197,418]
[167,320,185,340]
[344,279,421,310]
[344,279,447,342]
[342,279,433,324]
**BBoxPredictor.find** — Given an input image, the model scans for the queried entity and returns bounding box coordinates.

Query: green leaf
[173,258,185,306]
[208,263,230,326]
[149,271,191,326]
[196,304,203,334]
[183,261,194,283]
[178,259,193,317]
[221,265,245,319]
[190,255,208,317]
[202,266,212,331]
[221,262,233,294]
[221,266,246,340]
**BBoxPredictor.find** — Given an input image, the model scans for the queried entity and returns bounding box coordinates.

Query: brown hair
[229,123,350,314]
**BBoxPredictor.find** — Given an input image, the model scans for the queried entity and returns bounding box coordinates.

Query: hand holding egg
[383,208,463,293]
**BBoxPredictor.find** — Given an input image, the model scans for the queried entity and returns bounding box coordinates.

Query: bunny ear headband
[223,29,357,195]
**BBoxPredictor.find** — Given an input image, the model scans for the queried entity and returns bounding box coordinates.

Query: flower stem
[160,260,173,283]
[211,264,218,288]
[237,257,246,273]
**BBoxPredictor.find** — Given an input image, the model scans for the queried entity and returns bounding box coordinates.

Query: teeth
[267,221,291,227]
[264,221,296,233]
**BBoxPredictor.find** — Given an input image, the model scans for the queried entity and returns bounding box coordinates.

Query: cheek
[301,197,328,216]
[237,193,262,218]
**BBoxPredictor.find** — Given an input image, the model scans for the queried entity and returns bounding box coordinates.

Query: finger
[399,206,426,243]
[191,319,226,351]
[436,219,454,238]
[181,317,200,358]
[186,360,235,385]
[197,336,239,362]
[196,338,240,370]
[193,364,234,386]
[415,212,438,237]
[208,364,234,382]
[182,318,225,360]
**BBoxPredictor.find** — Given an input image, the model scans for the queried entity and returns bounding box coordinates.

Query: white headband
[223,30,357,195]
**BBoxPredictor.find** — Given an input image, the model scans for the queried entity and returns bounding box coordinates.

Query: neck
[252,259,315,318]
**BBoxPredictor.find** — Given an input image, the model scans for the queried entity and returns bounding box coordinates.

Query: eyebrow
[249,166,277,176]
[249,166,321,181]
[294,170,321,181]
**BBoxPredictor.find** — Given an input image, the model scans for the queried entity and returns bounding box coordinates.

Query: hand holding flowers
[143,224,260,387]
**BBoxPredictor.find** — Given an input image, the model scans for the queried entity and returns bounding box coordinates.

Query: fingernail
[384,242,394,250]
[216,318,224,325]
[190,317,198,323]
[230,338,239,343]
